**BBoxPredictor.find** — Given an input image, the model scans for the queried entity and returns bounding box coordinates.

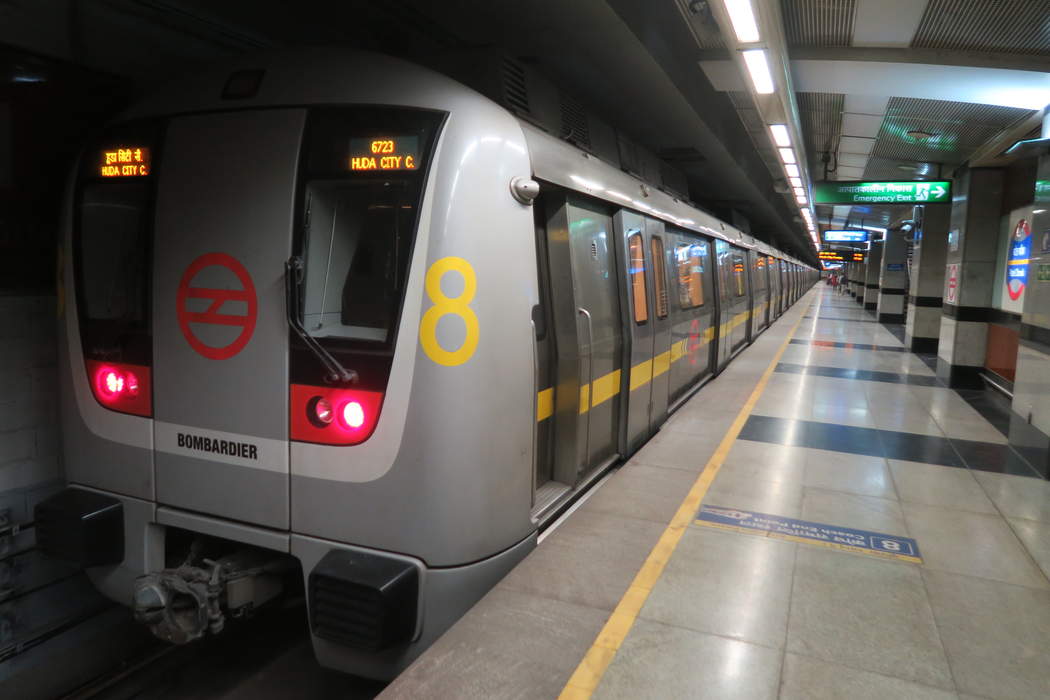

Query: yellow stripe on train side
[537,388,554,422]
[670,339,686,363]
[629,359,653,391]
[539,311,751,422]
[591,369,621,406]
[652,351,670,378]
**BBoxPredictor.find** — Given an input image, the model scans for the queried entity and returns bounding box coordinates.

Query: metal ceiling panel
[781,0,858,47]
[912,0,1050,56]
[838,135,876,154]
[797,91,844,176]
[868,96,1036,167]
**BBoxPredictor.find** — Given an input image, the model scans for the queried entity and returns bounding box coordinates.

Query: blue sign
[824,230,869,243]
[696,505,922,563]
[1006,219,1032,302]
[887,263,904,271]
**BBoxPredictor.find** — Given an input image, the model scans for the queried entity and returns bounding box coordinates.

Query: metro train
[36,49,816,678]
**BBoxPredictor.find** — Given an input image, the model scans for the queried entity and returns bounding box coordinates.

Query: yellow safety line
[557,296,813,700]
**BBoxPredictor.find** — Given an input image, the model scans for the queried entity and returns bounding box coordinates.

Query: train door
[714,240,734,371]
[729,248,751,352]
[539,193,623,511]
[751,252,769,334]
[766,256,779,321]
[532,197,557,506]
[646,219,672,434]
[668,234,716,406]
[152,110,303,528]
[617,211,663,453]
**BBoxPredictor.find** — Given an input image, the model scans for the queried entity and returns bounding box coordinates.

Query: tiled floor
[592,287,1050,700]
[382,285,1050,700]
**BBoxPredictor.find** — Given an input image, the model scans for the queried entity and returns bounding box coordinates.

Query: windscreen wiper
[284,256,358,385]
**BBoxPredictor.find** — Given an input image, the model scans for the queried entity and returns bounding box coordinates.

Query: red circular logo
[176,253,257,360]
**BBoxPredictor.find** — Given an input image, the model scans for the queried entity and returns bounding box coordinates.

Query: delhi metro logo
[176,253,258,360]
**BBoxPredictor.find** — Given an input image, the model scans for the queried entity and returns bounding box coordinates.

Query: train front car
[39,50,539,678]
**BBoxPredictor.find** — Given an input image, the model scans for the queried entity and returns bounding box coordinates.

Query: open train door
[151,110,304,529]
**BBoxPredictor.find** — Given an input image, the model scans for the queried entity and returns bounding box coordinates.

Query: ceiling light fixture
[793,187,805,196]
[723,0,761,43]
[769,124,791,148]
[790,177,802,187]
[906,129,938,141]
[796,195,808,204]
[778,147,797,164]
[742,49,775,94]
[784,163,800,178]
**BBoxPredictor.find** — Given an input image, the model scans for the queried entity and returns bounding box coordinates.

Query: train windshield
[299,108,444,348]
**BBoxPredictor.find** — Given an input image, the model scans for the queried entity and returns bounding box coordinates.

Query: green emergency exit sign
[813,181,951,205]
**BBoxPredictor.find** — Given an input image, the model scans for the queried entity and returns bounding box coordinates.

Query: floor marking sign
[696,505,923,564]
[177,252,258,360]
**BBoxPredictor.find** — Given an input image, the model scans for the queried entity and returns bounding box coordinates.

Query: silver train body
[38,49,816,678]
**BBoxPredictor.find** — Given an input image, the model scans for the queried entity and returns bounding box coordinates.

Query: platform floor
[381,284,1050,700]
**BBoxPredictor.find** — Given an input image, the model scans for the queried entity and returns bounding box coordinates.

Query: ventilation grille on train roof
[559,91,592,150]
[308,549,418,652]
[501,57,532,116]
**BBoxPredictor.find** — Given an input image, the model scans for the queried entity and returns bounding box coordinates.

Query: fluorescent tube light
[785,163,800,177]
[724,0,761,43]
[793,187,805,196]
[778,147,796,164]
[769,124,791,148]
[797,195,808,204]
[789,177,802,187]
[742,49,775,94]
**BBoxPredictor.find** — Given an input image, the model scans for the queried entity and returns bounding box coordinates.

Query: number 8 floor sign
[419,257,479,366]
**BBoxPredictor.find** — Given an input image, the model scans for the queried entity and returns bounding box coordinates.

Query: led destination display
[348,136,421,171]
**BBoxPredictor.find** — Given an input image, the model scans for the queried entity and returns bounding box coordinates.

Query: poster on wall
[946,263,959,304]
[1003,216,1032,313]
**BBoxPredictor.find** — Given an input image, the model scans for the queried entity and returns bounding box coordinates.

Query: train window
[675,242,705,308]
[628,233,648,324]
[650,236,668,319]
[298,107,444,348]
[732,254,746,296]
[78,182,150,322]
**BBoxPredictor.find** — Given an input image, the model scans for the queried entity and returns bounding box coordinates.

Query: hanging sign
[813,180,951,205]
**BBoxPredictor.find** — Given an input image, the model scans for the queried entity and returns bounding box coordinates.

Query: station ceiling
[3,0,1048,263]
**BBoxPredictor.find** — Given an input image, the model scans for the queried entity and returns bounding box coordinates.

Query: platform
[381,284,1050,700]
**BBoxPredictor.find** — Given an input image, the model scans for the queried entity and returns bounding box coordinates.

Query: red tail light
[85,360,152,417]
[290,384,383,445]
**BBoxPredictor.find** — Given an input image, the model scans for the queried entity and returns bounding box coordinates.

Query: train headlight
[341,401,365,429]
[307,396,334,427]
[87,361,152,417]
[290,385,384,445]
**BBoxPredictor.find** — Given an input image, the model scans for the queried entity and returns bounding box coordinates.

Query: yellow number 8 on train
[419,256,479,366]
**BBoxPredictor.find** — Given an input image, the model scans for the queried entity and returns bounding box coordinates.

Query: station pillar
[936,167,1005,387]
[1009,126,1050,477]
[852,260,866,301]
[904,204,950,353]
[863,239,883,310]
[877,227,908,323]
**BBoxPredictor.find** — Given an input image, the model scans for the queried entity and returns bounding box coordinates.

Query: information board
[823,230,869,243]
